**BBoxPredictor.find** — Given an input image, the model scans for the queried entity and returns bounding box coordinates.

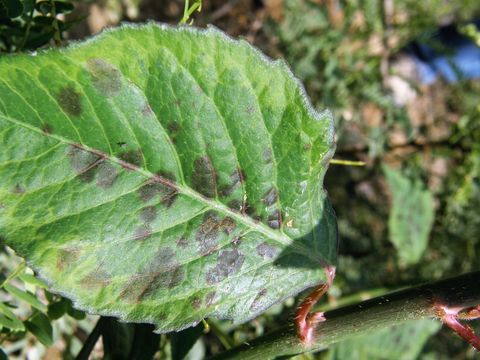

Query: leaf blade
[0,23,337,332]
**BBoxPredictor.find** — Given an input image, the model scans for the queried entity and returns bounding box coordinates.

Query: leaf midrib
[0,113,322,264]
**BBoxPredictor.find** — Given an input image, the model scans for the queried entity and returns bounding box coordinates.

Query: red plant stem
[437,304,480,351]
[295,266,336,345]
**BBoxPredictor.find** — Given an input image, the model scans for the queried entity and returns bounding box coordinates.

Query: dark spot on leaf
[205,291,216,307]
[262,187,278,206]
[267,211,282,229]
[246,104,256,115]
[11,183,25,194]
[138,247,185,299]
[256,242,278,259]
[227,199,244,212]
[262,149,273,163]
[192,156,217,198]
[87,58,122,96]
[138,181,178,207]
[196,212,236,255]
[221,217,236,235]
[120,247,186,302]
[56,248,81,270]
[142,267,184,296]
[232,168,244,184]
[205,249,245,285]
[152,247,177,268]
[167,122,181,134]
[41,123,53,134]
[250,288,268,311]
[304,143,312,151]
[245,202,259,218]
[231,236,242,246]
[133,224,152,240]
[95,162,118,188]
[139,182,162,202]
[219,169,244,197]
[119,150,143,168]
[58,86,82,116]
[67,146,103,183]
[156,170,177,183]
[176,237,188,248]
[218,185,232,197]
[196,212,220,255]
[161,190,178,207]
[80,269,111,288]
[117,142,128,149]
[140,206,157,223]
[141,103,153,116]
[156,313,167,321]
[191,297,202,309]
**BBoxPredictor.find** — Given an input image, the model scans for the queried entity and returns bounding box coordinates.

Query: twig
[330,159,366,166]
[210,271,480,360]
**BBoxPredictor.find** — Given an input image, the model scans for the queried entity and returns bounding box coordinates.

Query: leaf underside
[0,23,337,332]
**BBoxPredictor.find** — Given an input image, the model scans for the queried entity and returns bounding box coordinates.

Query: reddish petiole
[295,266,336,345]
[435,303,480,351]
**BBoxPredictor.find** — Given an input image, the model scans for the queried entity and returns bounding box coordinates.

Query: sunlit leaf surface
[0,24,336,331]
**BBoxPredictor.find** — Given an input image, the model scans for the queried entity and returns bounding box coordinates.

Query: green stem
[179,0,202,24]
[208,319,236,350]
[210,271,480,360]
[0,261,26,288]
[330,159,365,166]
[17,3,35,52]
[50,0,61,46]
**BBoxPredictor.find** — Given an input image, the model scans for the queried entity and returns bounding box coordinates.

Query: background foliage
[1,0,479,359]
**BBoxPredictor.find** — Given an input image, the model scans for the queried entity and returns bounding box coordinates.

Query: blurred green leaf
[3,283,47,312]
[24,312,53,346]
[0,348,7,360]
[383,166,435,266]
[18,272,48,289]
[66,302,86,320]
[0,0,23,19]
[32,15,55,25]
[35,0,52,15]
[327,319,441,360]
[35,0,74,15]
[53,0,74,14]
[47,298,69,320]
[0,302,25,331]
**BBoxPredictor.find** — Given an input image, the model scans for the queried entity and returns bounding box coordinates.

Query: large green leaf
[0,23,337,332]
[383,166,434,266]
